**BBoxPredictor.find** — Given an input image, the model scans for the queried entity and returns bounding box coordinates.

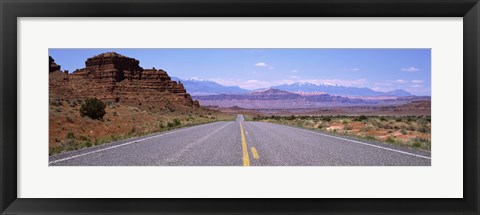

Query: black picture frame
[1,0,479,214]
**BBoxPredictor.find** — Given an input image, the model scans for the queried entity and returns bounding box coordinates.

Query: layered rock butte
[49,52,199,111]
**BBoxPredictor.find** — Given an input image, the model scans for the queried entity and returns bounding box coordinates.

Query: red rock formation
[49,56,61,73]
[49,52,200,111]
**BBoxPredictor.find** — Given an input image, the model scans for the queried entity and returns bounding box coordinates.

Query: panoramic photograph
[48,48,431,166]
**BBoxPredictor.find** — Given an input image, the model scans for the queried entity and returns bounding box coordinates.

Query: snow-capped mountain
[171,77,250,95]
[172,77,413,97]
[270,82,412,97]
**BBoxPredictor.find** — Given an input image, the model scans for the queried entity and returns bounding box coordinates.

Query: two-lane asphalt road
[49,115,431,166]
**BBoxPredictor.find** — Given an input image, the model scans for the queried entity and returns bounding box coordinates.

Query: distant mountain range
[269,82,412,97]
[193,88,429,109]
[173,77,413,97]
[171,77,249,95]
[193,88,373,109]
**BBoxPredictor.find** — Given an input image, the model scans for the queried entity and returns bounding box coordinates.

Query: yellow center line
[251,147,259,160]
[240,122,250,166]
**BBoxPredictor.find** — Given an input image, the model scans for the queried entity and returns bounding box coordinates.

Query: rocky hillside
[49,52,199,112]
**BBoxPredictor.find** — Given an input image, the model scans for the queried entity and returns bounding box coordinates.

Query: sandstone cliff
[49,56,61,73]
[49,52,199,111]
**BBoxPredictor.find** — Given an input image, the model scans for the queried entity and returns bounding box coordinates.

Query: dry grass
[248,114,431,151]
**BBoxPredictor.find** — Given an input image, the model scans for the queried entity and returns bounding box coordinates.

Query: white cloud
[291,70,298,73]
[254,62,267,67]
[401,67,420,72]
[410,84,423,88]
[290,76,301,79]
[254,62,274,70]
[352,68,360,72]
[411,80,424,84]
[344,67,360,72]
[393,79,406,83]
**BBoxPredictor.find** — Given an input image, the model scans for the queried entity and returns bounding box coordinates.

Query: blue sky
[49,48,431,95]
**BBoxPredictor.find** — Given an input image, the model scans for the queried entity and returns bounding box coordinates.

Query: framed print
[1,0,479,214]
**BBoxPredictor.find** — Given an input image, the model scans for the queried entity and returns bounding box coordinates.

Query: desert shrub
[51,99,63,107]
[386,136,396,143]
[380,123,393,129]
[401,128,407,135]
[129,126,137,135]
[173,118,181,126]
[80,97,106,120]
[78,135,89,141]
[344,125,353,130]
[412,142,422,148]
[85,141,93,147]
[66,132,75,139]
[69,100,77,107]
[417,116,428,124]
[354,115,368,121]
[412,137,430,143]
[417,126,429,133]
[167,122,175,127]
[407,125,416,131]
[365,136,376,141]
[321,116,332,122]
[112,111,118,116]
[361,125,374,132]
[66,116,74,123]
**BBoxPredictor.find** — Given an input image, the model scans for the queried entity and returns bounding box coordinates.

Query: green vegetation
[80,97,106,120]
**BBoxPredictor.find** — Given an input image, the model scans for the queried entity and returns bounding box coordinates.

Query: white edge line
[275,123,431,160]
[48,122,223,165]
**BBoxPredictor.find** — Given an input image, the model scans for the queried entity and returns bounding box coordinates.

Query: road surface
[49,115,431,166]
